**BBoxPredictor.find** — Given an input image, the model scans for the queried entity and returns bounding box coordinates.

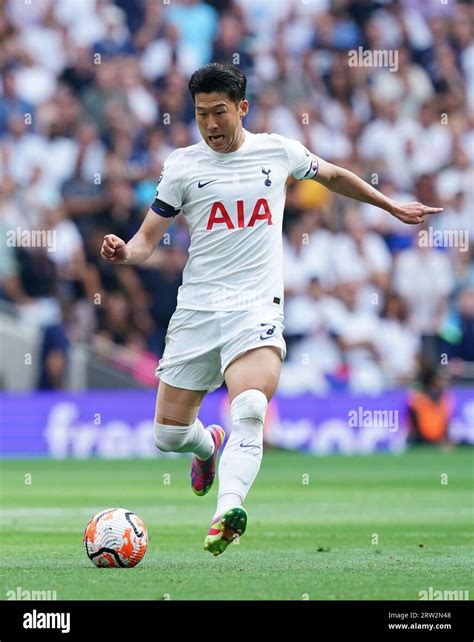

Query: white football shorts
[155,304,286,392]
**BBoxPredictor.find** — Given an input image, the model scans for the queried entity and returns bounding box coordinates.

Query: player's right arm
[100,208,174,265]
[102,149,184,265]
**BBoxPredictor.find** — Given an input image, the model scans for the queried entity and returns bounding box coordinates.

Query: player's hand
[100,234,131,263]
[390,202,443,225]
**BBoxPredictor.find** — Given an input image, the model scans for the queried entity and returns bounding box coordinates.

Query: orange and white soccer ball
[84,508,148,568]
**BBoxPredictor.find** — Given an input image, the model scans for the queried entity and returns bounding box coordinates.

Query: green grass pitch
[0,448,472,600]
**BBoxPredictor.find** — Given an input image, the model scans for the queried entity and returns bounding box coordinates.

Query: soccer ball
[83,508,148,568]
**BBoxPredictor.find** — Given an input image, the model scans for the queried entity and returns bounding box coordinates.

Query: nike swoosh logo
[239,442,261,450]
[198,179,217,189]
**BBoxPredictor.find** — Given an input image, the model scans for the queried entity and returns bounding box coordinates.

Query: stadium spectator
[37,321,70,390]
[138,227,189,357]
[59,46,95,95]
[332,207,392,308]
[165,0,219,69]
[407,362,453,446]
[440,287,474,381]
[11,242,62,328]
[376,293,420,386]
[81,60,129,134]
[0,67,35,134]
[326,281,384,393]
[92,3,133,58]
[393,235,455,339]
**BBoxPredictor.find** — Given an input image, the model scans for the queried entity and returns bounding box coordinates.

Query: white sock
[154,418,214,461]
[216,492,243,517]
[214,389,268,519]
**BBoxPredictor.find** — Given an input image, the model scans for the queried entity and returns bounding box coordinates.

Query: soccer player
[101,63,442,556]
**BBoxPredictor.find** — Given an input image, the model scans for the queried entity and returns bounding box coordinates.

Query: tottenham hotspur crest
[262,167,272,186]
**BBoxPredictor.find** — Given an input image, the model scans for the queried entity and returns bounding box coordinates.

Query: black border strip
[2,600,471,642]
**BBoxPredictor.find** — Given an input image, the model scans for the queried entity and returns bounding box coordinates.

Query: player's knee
[230,389,268,425]
[155,393,200,427]
[153,421,189,452]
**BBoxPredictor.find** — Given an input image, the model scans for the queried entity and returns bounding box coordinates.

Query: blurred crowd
[0,0,473,392]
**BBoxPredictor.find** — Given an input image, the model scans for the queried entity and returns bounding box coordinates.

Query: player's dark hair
[188,63,246,104]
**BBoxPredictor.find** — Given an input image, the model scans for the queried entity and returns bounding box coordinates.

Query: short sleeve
[271,134,319,180]
[151,150,184,218]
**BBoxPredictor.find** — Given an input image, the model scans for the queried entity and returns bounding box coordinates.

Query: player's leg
[224,345,282,401]
[154,380,208,451]
[153,308,226,494]
[204,346,281,555]
[155,380,206,427]
[154,381,225,495]
[218,345,281,509]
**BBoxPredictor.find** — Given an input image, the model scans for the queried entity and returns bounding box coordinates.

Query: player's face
[195,92,248,153]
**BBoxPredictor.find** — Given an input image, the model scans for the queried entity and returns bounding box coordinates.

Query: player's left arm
[311,156,442,225]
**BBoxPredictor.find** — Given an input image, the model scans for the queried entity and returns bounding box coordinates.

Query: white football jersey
[152,129,319,311]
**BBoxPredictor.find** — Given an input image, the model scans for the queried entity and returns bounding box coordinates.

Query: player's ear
[239,100,249,119]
